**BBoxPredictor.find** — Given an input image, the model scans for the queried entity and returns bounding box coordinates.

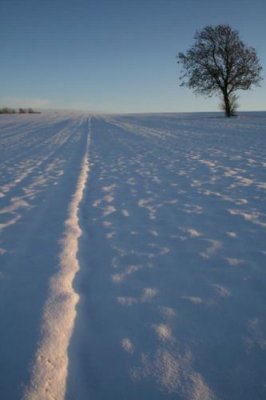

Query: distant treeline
[0,107,41,114]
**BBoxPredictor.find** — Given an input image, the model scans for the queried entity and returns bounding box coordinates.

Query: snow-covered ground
[0,112,266,400]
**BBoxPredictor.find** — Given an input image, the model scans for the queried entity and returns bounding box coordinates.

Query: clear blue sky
[1,0,265,113]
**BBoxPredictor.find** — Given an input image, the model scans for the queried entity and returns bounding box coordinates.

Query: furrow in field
[23,119,91,400]
[0,119,85,199]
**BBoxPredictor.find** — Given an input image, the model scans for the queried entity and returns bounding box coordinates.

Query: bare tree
[177,25,263,117]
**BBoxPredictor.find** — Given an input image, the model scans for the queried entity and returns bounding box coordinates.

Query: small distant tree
[1,107,16,114]
[177,25,263,117]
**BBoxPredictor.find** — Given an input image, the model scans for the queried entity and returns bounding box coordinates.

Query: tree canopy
[177,25,263,116]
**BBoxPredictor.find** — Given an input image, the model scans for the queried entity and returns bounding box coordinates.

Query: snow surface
[0,112,266,400]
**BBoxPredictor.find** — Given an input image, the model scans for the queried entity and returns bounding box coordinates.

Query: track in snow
[0,112,266,400]
[0,113,90,399]
[24,118,91,400]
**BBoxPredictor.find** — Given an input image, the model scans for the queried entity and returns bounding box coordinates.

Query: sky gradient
[1,0,265,113]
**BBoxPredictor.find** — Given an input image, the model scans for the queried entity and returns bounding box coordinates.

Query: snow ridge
[23,118,91,400]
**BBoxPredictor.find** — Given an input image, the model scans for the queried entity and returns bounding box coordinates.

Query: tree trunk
[223,92,232,117]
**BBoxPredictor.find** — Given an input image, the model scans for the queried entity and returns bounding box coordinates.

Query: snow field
[0,112,266,400]
[66,113,266,400]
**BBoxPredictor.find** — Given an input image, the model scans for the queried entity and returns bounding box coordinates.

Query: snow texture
[0,112,266,400]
